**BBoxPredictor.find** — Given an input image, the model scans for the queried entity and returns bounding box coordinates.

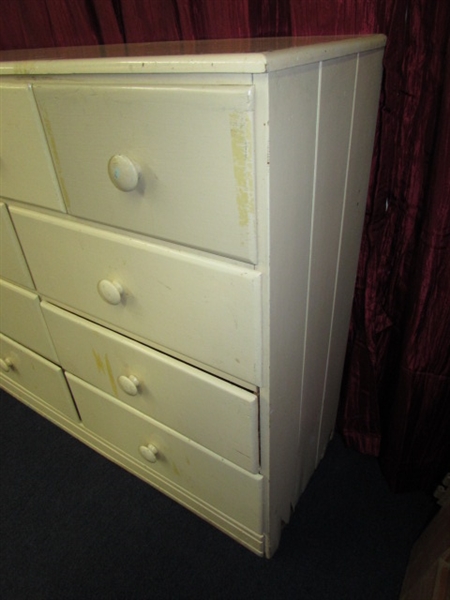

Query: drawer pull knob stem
[139,444,159,463]
[118,374,140,396]
[97,279,124,305]
[0,357,13,373]
[108,155,140,192]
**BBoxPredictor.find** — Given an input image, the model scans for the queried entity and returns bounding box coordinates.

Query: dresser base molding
[1,378,265,556]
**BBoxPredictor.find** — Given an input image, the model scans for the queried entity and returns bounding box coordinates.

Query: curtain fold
[379,31,450,491]
[1,0,122,48]
[1,0,449,493]
[338,0,450,491]
[121,0,181,42]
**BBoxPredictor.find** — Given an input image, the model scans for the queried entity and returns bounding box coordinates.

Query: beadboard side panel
[260,61,319,556]
[263,48,384,557]
[315,49,385,465]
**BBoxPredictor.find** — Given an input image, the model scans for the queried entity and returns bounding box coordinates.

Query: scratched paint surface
[229,111,255,228]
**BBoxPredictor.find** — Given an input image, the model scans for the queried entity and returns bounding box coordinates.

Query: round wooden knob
[97,279,124,305]
[0,357,13,372]
[118,374,140,396]
[139,444,159,463]
[108,154,140,192]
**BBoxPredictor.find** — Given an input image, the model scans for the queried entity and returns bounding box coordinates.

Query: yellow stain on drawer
[92,349,118,398]
[105,354,118,398]
[229,111,255,228]
[92,349,105,373]
[171,461,181,477]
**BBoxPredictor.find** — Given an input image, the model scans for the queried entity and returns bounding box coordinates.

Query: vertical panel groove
[297,61,322,467]
[315,54,360,464]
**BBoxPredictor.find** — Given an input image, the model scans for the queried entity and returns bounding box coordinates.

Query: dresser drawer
[11,206,261,385]
[0,280,58,362]
[67,373,263,533]
[0,203,34,288]
[0,334,79,421]
[42,302,259,472]
[0,84,65,211]
[34,83,256,262]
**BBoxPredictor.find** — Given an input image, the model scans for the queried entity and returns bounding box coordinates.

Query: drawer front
[67,374,263,533]
[42,302,259,473]
[0,334,79,421]
[11,206,262,385]
[0,280,58,362]
[0,84,65,211]
[0,203,34,288]
[34,83,256,263]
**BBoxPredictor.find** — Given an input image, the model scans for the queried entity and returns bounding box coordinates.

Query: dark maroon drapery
[1,0,449,493]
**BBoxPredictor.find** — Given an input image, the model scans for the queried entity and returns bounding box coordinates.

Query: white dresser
[0,36,385,557]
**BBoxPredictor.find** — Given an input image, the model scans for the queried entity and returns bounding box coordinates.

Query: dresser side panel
[262,62,320,555]
[296,54,358,494]
[315,49,384,463]
[263,48,383,557]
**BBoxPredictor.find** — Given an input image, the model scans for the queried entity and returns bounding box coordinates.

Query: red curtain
[1,0,449,493]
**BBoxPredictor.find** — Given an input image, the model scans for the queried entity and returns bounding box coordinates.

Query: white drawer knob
[139,444,159,463]
[0,357,13,372]
[108,154,140,192]
[97,279,124,305]
[118,374,140,396]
